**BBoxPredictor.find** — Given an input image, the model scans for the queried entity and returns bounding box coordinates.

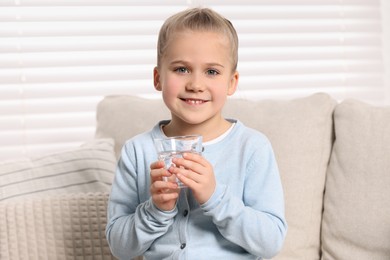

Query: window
[0,0,388,161]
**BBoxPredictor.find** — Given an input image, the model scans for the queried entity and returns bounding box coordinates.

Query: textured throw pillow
[95,93,337,259]
[321,100,390,259]
[0,192,116,260]
[0,139,116,202]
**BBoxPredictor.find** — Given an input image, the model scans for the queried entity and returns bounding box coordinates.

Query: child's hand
[150,161,180,211]
[170,153,216,204]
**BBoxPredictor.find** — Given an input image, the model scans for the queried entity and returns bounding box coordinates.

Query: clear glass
[154,135,203,188]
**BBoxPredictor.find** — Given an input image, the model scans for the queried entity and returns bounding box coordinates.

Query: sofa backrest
[95,93,337,259]
[321,99,390,259]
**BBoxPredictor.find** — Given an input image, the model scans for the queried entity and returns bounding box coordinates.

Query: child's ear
[153,67,162,91]
[227,71,239,96]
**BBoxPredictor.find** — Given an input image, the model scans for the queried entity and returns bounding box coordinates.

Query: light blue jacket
[106,120,287,260]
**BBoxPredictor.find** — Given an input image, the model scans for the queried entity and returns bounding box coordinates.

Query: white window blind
[0,0,388,161]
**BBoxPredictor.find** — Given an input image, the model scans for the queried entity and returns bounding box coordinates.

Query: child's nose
[186,74,205,92]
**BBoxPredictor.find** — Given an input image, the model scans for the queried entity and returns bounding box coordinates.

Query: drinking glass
[154,135,203,188]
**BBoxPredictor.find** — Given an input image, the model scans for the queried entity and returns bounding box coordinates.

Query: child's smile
[180,98,209,105]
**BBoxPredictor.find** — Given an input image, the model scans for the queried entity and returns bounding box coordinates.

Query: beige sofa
[1,93,389,260]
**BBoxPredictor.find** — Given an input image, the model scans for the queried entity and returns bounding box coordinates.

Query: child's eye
[207,69,219,76]
[174,67,189,74]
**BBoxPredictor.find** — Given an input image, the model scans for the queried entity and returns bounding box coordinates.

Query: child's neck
[162,118,232,142]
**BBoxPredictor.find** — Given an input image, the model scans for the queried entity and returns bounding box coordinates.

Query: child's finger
[171,156,204,175]
[150,160,165,170]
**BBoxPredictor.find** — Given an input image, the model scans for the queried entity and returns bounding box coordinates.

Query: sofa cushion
[95,93,337,259]
[0,192,115,260]
[0,139,116,202]
[224,93,336,259]
[321,100,390,259]
[95,95,170,158]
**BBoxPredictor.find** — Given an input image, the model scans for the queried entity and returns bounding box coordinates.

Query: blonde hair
[156,7,239,71]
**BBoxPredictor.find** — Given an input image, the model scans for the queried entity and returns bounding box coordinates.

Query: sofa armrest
[0,192,117,260]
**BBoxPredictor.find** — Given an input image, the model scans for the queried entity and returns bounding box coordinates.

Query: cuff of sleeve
[145,198,178,223]
[200,183,227,213]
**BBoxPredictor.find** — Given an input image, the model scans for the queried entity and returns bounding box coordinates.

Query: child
[106,7,287,260]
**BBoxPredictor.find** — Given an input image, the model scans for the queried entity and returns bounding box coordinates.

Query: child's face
[154,30,239,127]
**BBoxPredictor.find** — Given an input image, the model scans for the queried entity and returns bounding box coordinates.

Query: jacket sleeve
[201,140,287,259]
[105,142,178,259]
